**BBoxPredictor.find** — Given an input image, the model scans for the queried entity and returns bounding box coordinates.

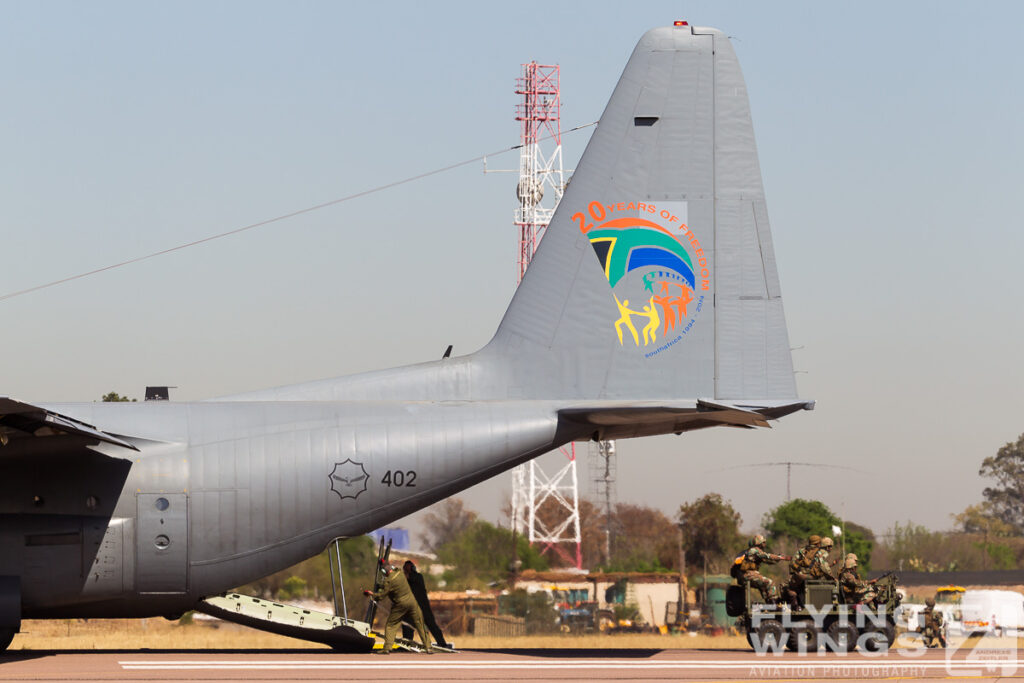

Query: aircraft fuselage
[3,400,566,618]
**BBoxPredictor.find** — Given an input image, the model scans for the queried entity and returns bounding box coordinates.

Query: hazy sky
[3,2,1022,545]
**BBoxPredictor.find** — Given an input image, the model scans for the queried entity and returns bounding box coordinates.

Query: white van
[961,590,1024,636]
[897,602,962,638]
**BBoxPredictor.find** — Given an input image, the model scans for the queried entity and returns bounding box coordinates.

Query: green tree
[762,498,874,570]
[954,502,1014,537]
[499,589,560,633]
[101,391,136,402]
[882,522,946,572]
[279,576,308,601]
[436,520,548,589]
[605,503,678,572]
[534,499,678,572]
[237,535,377,611]
[422,498,477,553]
[677,493,744,574]
[979,433,1024,534]
[873,520,1024,572]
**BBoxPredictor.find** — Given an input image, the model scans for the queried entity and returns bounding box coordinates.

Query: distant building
[587,572,682,628]
[511,569,684,628]
[368,527,410,551]
[512,570,591,606]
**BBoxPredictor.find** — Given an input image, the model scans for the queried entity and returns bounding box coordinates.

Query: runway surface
[2,648,1023,682]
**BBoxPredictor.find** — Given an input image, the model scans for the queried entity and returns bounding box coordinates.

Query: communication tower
[507,63,581,569]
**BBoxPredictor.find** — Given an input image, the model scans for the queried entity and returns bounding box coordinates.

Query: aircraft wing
[559,399,814,440]
[0,397,138,451]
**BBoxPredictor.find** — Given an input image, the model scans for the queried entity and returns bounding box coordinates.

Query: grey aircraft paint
[0,24,811,648]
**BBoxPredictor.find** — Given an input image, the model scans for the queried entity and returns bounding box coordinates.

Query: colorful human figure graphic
[642,272,657,294]
[640,297,661,346]
[582,212,708,352]
[671,283,693,319]
[652,293,676,335]
[613,296,640,346]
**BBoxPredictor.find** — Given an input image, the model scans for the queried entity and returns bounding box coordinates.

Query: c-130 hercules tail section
[0,24,811,651]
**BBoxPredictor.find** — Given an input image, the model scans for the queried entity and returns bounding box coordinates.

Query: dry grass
[11,618,328,651]
[10,618,744,651]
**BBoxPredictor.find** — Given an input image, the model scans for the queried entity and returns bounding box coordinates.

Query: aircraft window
[154,497,170,511]
[154,534,170,549]
[86,495,99,510]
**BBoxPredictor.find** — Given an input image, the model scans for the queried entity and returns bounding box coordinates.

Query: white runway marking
[118,657,1024,672]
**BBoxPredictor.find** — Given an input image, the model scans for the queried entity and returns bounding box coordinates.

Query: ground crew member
[785,535,821,608]
[364,562,433,654]
[402,560,449,649]
[736,535,791,603]
[838,553,877,606]
[921,597,947,648]
[810,537,836,580]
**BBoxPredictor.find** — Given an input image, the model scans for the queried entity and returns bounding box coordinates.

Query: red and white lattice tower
[508,63,582,569]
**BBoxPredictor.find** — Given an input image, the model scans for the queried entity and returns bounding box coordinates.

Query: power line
[706,461,869,501]
[0,122,597,304]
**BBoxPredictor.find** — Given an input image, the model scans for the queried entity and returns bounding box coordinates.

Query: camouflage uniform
[737,535,789,603]
[838,554,876,606]
[370,565,432,653]
[809,538,836,580]
[921,598,946,648]
[785,535,821,606]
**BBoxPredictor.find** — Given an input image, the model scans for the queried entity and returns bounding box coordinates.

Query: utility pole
[591,439,617,565]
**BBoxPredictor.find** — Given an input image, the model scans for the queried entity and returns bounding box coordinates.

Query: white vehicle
[961,590,1024,636]
[896,602,925,630]
[897,602,962,637]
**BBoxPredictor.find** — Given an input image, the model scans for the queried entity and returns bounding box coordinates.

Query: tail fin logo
[574,201,710,356]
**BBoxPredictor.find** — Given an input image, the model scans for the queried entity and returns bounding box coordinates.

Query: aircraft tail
[484,24,801,404]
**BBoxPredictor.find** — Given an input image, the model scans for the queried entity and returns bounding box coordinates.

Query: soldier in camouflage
[838,553,877,606]
[364,563,433,654]
[736,534,791,603]
[810,537,836,580]
[784,534,821,608]
[921,597,947,648]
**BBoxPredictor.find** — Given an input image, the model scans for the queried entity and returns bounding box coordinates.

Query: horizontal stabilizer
[0,397,138,451]
[559,400,812,440]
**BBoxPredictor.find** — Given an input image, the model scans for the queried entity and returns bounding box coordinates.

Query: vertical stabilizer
[486,24,798,402]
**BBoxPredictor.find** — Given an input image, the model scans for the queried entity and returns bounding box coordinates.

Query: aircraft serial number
[381,470,416,487]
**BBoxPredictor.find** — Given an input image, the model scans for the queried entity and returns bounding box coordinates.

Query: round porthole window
[154,497,170,511]
[155,535,171,549]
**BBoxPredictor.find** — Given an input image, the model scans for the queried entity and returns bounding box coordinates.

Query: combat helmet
[843,553,858,569]
[808,534,821,545]
[821,537,834,549]
[749,534,766,548]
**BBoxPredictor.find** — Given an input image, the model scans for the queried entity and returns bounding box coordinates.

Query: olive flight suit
[371,569,432,653]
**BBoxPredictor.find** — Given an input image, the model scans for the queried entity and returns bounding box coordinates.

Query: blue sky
[2,1,1023,541]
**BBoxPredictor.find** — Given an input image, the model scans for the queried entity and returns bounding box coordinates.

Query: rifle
[868,570,899,589]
